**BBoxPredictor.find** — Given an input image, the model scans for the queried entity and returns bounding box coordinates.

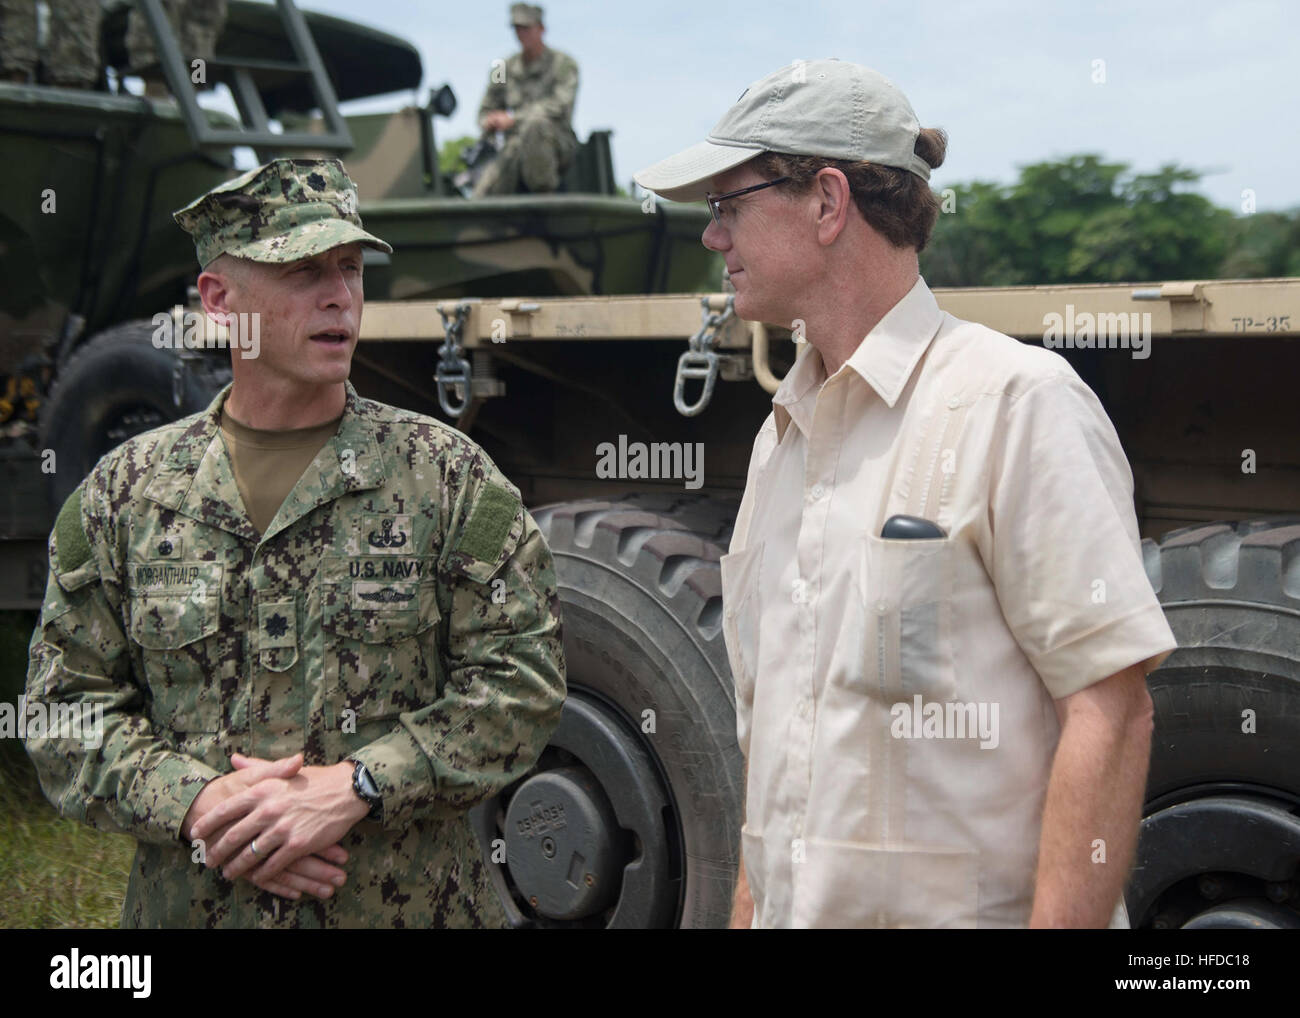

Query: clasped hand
[182,753,369,903]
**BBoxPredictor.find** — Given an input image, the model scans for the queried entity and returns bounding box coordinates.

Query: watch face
[357,764,379,799]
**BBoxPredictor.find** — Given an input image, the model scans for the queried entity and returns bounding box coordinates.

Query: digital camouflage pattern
[173,157,393,269]
[0,0,101,86]
[24,380,567,928]
[125,0,228,75]
[474,46,579,196]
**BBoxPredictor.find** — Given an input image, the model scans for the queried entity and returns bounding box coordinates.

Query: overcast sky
[297,0,1298,212]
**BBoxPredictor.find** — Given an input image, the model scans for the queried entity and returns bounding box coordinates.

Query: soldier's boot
[177,0,228,84]
[183,0,229,64]
[0,0,39,82]
[45,0,102,88]
[124,0,181,76]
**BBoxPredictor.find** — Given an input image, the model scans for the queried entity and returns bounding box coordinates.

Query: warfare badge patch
[363,514,413,555]
[351,580,418,611]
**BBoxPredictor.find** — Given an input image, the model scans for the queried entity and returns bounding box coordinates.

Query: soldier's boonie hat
[634,59,931,203]
[511,3,543,26]
[173,157,393,269]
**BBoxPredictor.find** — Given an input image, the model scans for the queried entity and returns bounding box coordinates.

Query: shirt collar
[145,380,386,543]
[772,276,944,442]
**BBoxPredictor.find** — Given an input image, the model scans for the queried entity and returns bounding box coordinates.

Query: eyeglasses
[705,176,790,227]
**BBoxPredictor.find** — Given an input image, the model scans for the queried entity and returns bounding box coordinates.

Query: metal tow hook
[435,302,474,418]
[673,294,733,417]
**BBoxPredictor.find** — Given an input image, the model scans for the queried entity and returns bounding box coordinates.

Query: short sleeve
[984,373,1176,698]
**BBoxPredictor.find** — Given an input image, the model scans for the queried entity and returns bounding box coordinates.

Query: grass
[0,609,134,928]
[0,748,136,928]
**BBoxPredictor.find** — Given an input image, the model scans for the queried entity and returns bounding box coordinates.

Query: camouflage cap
[172,158,393,268]
[510,3,543,26]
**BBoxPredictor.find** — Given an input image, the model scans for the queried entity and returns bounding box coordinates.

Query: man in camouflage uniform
[472,3,579,197]
[0,0,101,87]
[23,157,567,928]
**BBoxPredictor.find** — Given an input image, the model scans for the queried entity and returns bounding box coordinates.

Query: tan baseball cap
[634,59,932,202]
[173,158,392,269]
[511,3,543,26]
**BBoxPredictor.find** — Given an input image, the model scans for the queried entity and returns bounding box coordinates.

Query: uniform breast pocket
[322,577,441,721]
[856,533,956,702]
[719,542,764,710]
[128,588,222,733]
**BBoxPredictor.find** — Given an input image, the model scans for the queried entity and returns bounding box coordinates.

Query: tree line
[920,154,1300,287]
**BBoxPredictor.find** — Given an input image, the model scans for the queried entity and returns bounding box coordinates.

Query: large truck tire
[471,493,744,928]
[1129,519,1300,929]
[39,320,231,507]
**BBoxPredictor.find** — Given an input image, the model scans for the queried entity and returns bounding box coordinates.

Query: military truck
[3,1,1297,930]
[347,281,1300,930]
[0,0,716,532]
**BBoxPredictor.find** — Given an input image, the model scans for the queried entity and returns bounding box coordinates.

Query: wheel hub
[503,766,621,920]
[471,688,680,927]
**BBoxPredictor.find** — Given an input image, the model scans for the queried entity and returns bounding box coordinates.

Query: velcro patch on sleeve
[456,482,520,565]
[54,488,93,575]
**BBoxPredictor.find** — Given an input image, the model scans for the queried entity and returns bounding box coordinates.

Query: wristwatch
[349,760,382,822]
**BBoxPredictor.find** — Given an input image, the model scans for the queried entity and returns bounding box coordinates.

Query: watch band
[350,760,382,821]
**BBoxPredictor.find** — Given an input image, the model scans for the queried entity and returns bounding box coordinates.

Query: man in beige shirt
[635,60,1177,928]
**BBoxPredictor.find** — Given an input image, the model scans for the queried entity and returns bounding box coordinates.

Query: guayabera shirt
[723,278,1175,928]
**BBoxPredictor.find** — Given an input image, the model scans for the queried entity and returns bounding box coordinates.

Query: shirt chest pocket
[128,578,223,734]
[321,567,441,722]
[853,534,957,703]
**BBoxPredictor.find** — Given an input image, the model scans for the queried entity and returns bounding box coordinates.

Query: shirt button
[157,540,173,555]
[947,396,960,410]
[797,698,811,719]
[875,600,889,614]
[809,483,826,501]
